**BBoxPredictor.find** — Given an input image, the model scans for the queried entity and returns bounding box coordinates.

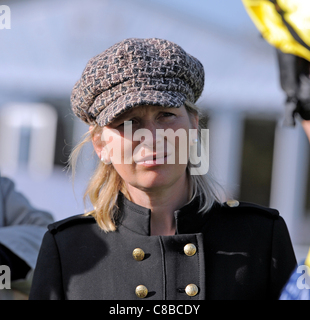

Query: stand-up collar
[117,193,152,235]
[117,192,215,236]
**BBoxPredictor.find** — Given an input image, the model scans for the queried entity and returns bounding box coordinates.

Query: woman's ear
[91,126,112,164]
[90,126,104,159]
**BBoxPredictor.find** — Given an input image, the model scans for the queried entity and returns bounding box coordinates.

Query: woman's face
[92,105,198,193]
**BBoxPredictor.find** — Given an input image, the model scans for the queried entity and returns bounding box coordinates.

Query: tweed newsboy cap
[71,38,205,126]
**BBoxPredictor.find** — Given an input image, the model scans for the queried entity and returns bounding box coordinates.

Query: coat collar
[117,192,216,236]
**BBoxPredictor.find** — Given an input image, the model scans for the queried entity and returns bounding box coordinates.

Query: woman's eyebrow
[113,106,177,124]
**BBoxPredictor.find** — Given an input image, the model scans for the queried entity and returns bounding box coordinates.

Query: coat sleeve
[29,230,65,300]
[269,216,297,300]
[0,177,54,270]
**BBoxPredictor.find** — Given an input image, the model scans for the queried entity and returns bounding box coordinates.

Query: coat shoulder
[47,214,96,234]
[222,200,280,219]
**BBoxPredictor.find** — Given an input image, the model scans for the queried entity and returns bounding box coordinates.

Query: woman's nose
[139,121,162,146]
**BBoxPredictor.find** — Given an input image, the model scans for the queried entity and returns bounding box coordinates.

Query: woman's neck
[126,173,189,236]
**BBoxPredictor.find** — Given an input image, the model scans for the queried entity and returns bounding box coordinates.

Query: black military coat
[29,193,296,300]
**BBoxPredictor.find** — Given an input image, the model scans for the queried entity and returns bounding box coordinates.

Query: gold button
[226,199,239,207]
[185,284,199,297]
[184,243,197,256]
[132,248,145,261]
[135,285,148,298]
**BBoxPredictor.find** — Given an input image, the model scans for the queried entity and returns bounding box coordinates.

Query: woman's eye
[129,118,139,125]
[159,112,176,119]
[117,119,139,127]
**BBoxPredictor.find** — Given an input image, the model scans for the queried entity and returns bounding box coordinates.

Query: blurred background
[0,0,309,260]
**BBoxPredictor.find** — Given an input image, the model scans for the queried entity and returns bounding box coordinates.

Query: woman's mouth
[135,153,169,166]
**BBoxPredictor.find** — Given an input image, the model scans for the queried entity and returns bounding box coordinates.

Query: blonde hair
[69,102,223,232]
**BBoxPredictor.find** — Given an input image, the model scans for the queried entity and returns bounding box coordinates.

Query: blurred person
[276,29,310,303]
[242,0,310,300]
[0,175,54,299]
[279,53,310,299]
[30,38,296,300]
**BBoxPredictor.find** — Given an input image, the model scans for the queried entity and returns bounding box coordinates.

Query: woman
[29,38,296,300]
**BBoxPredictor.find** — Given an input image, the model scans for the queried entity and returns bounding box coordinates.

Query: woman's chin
[128,169,187,192]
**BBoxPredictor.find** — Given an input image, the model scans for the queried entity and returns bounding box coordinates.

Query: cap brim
[96,90,187,127]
